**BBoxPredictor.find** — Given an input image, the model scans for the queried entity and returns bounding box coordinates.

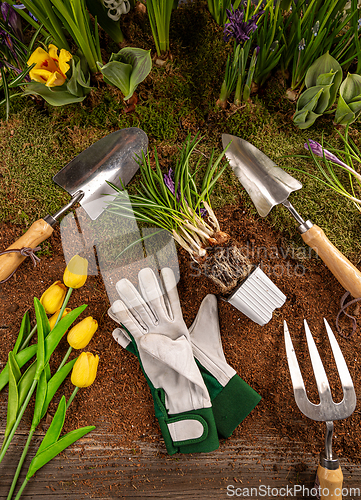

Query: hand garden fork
[284,318,357,500]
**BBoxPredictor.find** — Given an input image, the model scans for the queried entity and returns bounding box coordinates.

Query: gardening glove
[189,294,262,438]
[108,267,219,455]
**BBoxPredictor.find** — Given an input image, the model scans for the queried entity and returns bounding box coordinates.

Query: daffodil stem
[56,346,73,373]
[6,427,35,500]
[55,288,73,329]
[14,477,28,500]
[19,324,37,351]
[0,380,37,464]
[66,386,79,410]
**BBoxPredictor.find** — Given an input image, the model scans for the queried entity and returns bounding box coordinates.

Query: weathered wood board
[1,402,360,499]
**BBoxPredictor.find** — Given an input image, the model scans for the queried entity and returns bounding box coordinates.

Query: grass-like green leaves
[107,133,228,258]
[146,0,174,57]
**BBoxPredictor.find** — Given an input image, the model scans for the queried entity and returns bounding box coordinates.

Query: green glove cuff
[156,400,220,455]
[212,374,261,438]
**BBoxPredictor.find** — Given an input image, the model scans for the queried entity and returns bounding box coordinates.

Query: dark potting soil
[0,201,360,464]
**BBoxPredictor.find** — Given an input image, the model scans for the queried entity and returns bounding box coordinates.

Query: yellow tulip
[71,352,99,388]
[40,281,67,315]
[63,255,88,289]
[48,308,71,331]
[27,44,72,88]
[67,316,98,349]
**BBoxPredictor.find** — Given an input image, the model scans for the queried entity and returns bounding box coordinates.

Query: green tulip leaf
[316,71,336,87]
[314,85,333,114]
[305,52,342,88]
[36,395,67,457]
[97,60,132,98]
[45,305,87,363]
[349,100,361,114]
[98,47,152,101]
[41,358,77,420]
[335,94,355,125]
[27,425,95,479]
[34,299,48,380]
[339,73,361,104]
[293,109,322,129]
[32,370,48,428]
[0,345,37,391]
[305,52,342,108]
[4,352,21,442]
[23,83,87,106]
[13,311,31,356]
[18,361,37,409]
[297,86,324,112]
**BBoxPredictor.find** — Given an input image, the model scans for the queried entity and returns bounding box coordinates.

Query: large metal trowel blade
[222,134,302,217]
[53,128,148,220]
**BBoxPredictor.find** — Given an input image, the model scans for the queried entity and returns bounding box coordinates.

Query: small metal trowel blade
[222,134,302,217]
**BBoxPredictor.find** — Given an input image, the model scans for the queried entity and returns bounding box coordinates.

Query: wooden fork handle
[317,464,343,500]
[301,224,361,299]
[0,219,53,282]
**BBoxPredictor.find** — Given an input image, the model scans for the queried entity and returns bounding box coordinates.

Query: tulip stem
[57,346,73,373]
[19,324,37,351]
[6,426,35,500]
[0,380,37,464]
[55,287,73,329]
[66,386,79,410]
[14,477,28,500]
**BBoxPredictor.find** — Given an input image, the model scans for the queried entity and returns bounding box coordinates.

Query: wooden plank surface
[1,402,360,499]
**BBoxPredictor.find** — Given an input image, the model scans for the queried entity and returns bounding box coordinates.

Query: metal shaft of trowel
[282,199,314,235]
[43,191,84,227]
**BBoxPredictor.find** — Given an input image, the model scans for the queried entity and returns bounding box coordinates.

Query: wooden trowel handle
[302,224,361,298]
[0,219,53,282]
[317,464,343,500]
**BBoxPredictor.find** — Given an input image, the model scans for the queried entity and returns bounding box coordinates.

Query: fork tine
[323,318,354,389]
[284,320,306,393]
[304,319,332,405]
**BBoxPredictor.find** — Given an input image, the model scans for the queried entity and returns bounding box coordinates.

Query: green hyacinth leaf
[316,71,336,87]
[85,0,124,44]
[339,73,361,104]
[314,85,333,114]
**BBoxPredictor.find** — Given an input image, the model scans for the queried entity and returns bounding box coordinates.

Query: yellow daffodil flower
[48,308,72,331]
[27,44,72,88]
[63,255,88,289]
[71,352,99,388]
[67,316,98,349]
[40,281,67,315]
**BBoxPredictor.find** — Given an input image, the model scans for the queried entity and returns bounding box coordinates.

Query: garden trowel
[222,133,361,298]
[0,128,148,283]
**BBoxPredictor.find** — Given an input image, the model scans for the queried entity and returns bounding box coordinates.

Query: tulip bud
[71,352,99,388]
[63,255,88,289]
[67,316,98,349]
[40,281,67,315]
[48,308,72,330]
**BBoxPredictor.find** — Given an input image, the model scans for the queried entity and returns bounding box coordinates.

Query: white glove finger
[160,267,183,322]
[116,277,158,326]
[109,299,148,337]
[138,268,170,321]
[112,327,132,348]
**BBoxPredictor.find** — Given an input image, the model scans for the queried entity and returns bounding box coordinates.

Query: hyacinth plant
[107,134,253,294]
[218,3,264,108]
[292,129,361,212]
